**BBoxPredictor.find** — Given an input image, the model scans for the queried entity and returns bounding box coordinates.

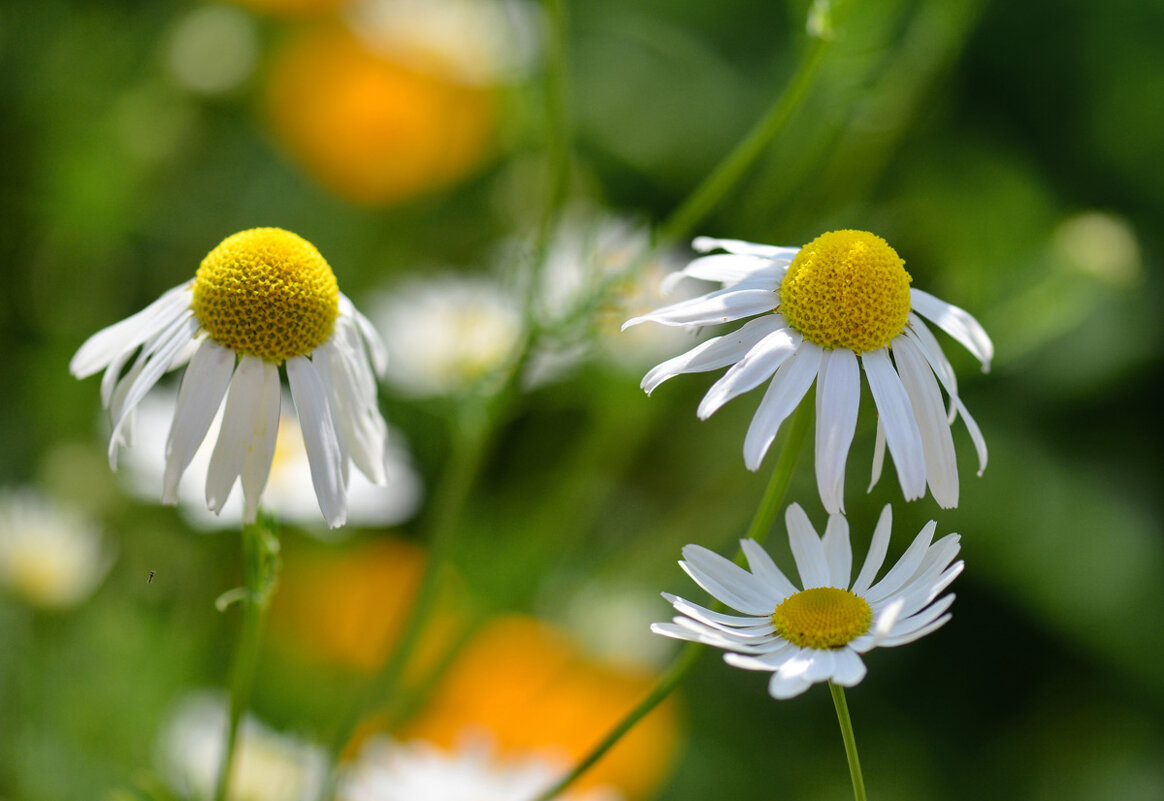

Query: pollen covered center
[772,586,872,650]
[779,230,912,352]
[192,228,339,362]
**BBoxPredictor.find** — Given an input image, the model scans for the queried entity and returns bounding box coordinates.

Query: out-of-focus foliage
[1,0,1162,799]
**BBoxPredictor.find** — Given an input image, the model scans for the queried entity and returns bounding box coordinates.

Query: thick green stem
[213,519,276,801]
[529,401,811,801]
[829,682,869,801]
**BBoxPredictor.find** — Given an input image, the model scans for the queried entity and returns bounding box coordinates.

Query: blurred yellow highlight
[401,616,681,800]
[265,26,496,206]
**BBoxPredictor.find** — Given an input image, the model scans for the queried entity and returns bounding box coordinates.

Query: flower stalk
[829,681,869,801]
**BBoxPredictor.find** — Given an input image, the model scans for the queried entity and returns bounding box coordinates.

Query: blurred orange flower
[399,616,682,800]
[264,25,496,206]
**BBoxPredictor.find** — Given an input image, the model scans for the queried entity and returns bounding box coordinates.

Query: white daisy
[70,228,391,528]
[624,231,992,512]
[340,736,621,801]
[367,273,524,398]
[652,503,962,700]
[0,489,114,610]
[119,391,422,533]
[158,692,327,801]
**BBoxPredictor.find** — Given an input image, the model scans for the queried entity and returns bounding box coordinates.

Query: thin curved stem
[829,682,869,801]
[213,518,277,801]
[529,400,812,801]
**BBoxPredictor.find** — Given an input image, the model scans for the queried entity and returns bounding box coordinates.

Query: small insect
[147,570,156,584]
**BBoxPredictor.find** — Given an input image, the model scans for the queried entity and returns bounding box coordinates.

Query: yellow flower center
[771,586,872,650]
[192,228,339,362]
[779,230,912,352]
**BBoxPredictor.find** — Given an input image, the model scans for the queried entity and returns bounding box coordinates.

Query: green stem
[656,33,831,248]
[213,518,275,801]
[530,401,811,801]
[829,682,869,801]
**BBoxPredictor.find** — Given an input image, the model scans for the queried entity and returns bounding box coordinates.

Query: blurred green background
[1,0,1162,799]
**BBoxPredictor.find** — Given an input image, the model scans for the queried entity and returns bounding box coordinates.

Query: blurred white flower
[340,735,621,801]
[167,4,260,96]
[158,692,327,801]
[367,274,524,398]
[120,391,423,534]
[346,0,541,86]
[0,489,113,610]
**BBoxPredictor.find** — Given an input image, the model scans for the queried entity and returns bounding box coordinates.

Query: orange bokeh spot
[400,616,682,800]
[264,26,497,205]
[269,538,454,674]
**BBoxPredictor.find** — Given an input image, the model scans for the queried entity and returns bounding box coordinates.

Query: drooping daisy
[340,736,621,801]
[624,231,992,511]
[652,503,962,700]
[70,228,390,528]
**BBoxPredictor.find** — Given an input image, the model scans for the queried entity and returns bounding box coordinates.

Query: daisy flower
[624,230,992,511]
[70,228,390,528]
[340,736,620,801]
[652,503,962,700]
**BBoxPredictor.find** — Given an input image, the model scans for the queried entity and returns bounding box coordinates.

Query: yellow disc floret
[772,586,872,650]
[192,228,339,362]
[779,230,912,352]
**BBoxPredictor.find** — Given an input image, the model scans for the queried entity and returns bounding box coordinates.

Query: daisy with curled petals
[70,228,390,528]
[623,231,992,512]
[652,503,962,700]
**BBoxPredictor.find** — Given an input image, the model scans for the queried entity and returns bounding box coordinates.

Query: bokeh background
[1,0,1162,799]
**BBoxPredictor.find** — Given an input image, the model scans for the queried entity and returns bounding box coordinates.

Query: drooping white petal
[163,339,235,504]
[680,544,781,614]
[69,283,192,378]
[240,360,282,524]
[287,355,347,528]
[893,336,959,508]
[656,617,786,653]
[697,328,799,419]
[641,316,787,395]
[107,313,199,468]
[830,648,868,686]
[865,521,937,605]
[768,653,815,699]
[662,593,772,630]
[315,339,387,485]
[814,348,860,513]
[742,341,822,470]
[738,539,798,599]
[867,417,887,492]
[821,514,853,589]
[622,285,777,329]
[910,288,993,372]
[692,237,801,261]
[905,315,958,410]
[862,347,926,502]
[879,613,953,647]
[951,394,988,476]
[341,294,389,377]
[205,355,267,514]
[801,649,837,683]
[723,646,796,672]
[785,504,830,589]
[851,504,893,596]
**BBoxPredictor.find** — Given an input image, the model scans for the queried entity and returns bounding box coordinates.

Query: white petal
[888,593,955,640]
[865,521,937,604]
[893,336,958,508]
[69,283,192,378]
[801,648,837,682]
[742,341,821,470]
[724,646,796,672]
[692,236,800,260]
[785,504,830,589]
[862,348,926,502]
[867,417,886,492]
[342,294,389,377]
[240,361,282,524]
[107,314,199,468]
[910,288,993,372]
[622,285,777,329]
[905,315,958,406]
[879,612,952,647]
[662,592,772,630]
[951,394,988,476]
[871,598,905,645]
[656,617,780,653]
[768,653,815,699]
[739,539,799,599]
[641,316,787,395]
[680,544,781,615]
[851,504,893,596]
[821,514,852,589]
[315,338,387,485]
[661,253,785,293]
[830,649,867,686]
[163,339,235,504]
[287,355,347,528]
[697,328,799,419]
[814,348,860,513]
[205,355,267,514]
